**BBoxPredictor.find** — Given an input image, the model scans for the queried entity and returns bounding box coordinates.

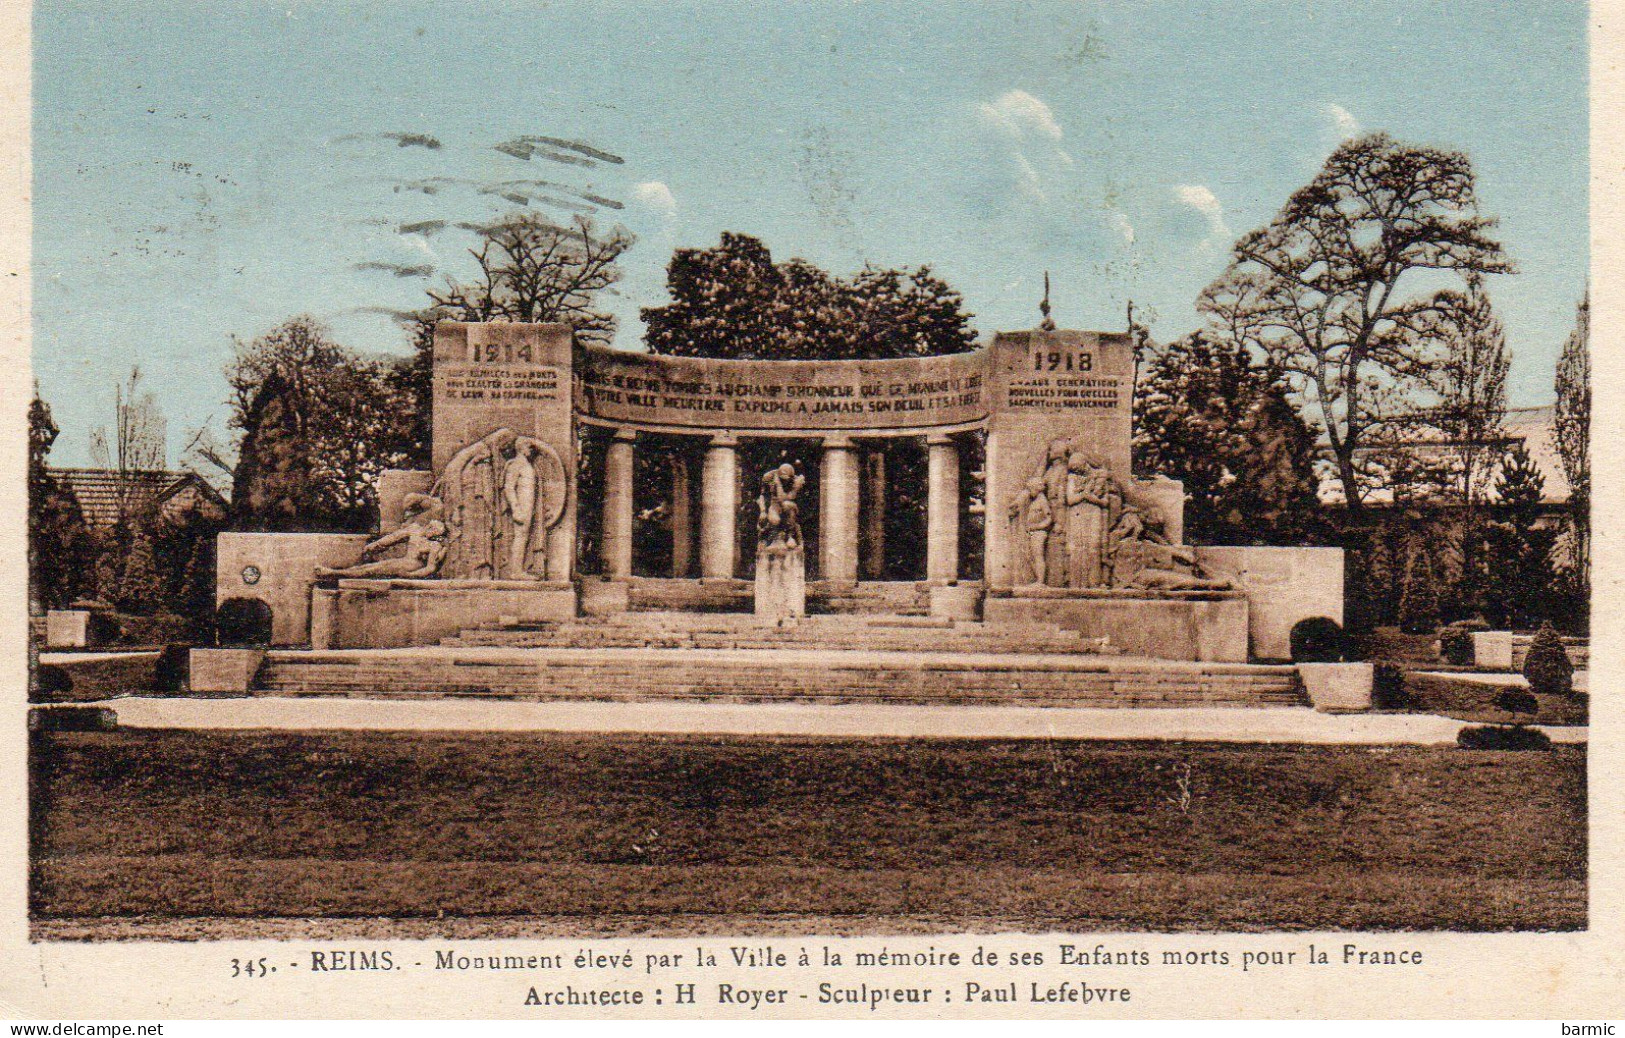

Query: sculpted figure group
[317,428,566,582]
[756,462,806,552]
[1008,437,1230,591]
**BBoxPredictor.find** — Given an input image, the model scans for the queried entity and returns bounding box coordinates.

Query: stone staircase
[253,611,1308,708]
[440,611,1092,654]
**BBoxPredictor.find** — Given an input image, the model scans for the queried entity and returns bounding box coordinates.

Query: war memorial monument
[196,320,1353,709]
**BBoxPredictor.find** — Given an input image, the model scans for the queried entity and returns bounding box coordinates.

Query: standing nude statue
[1008,476,1053,586]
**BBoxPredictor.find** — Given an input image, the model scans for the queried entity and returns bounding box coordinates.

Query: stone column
[926,434,961,583]
[983,428,1007,588]
[860,445,887,580]
[818,436,860,584]
[700,434,739,580]
[670,451,694,577]
[602,429,636,580]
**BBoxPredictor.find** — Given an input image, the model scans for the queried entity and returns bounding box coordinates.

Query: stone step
[442,611,1096,655]
[255,648,1306,708]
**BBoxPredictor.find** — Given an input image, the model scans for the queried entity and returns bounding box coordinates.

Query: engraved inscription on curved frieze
[574,343,989,431]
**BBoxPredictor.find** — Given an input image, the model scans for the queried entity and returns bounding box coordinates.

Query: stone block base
[1298,662,1374,713]
[983,593,1249,662]
[755,546,806,620]
[45,610,91,648]
[311,580,578,649]
[189,649,267,693]
[579,579,631,617]
[1471,631,1516,671]
[929,584,982,621]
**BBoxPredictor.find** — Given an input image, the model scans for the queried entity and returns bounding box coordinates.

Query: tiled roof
[49,468,227,529]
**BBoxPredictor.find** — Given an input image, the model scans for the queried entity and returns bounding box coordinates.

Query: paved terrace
[77,696,1588,745]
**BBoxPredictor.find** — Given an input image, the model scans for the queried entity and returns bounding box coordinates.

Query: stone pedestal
[580,577,631,617]
[754,544,806,620]
[45,610,92,649]
[983,590,1249,662]
[189,648,267,693]
[1298,662,1375,713]
[928,584,982,621]
[311,579,578,649]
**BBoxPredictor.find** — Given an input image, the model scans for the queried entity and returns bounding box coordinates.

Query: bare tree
[85,368,169,526]
[1430,277,1510,510]
[1555,288,1590,596]
[428,213,634,345]
[1197,133,1511,512]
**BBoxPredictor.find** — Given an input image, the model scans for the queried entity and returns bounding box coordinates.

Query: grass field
[29,730,1586,935]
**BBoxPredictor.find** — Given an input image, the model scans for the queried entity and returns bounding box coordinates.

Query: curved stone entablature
[574,342,990,432]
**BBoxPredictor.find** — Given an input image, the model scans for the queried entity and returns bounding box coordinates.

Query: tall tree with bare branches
[1197,132,1511,513]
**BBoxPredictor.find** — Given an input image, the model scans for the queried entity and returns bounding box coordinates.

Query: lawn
[29,730,1586,936]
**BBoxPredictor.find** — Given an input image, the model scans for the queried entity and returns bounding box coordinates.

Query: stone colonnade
[592,425,969,583]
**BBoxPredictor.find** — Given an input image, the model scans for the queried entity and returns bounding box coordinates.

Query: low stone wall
[983,593,1249,662]
[311,579,578,649]
[216,533,372,646]
[1194,546,1344,661]
[1470,631,1590,671]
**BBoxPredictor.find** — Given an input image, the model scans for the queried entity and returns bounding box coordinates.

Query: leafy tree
[641,232,978,360]
[227,317,416,532]
[1484,441,1555,627]
[28,392,95,610]
[1554,289,1589,604]
[1132,332,1321,545]
[1197,132,1511,513]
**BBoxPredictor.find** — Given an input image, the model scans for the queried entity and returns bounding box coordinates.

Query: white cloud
[631,181,677,217]
[977,89,1065,143]
[1172,184,1230,242]
[1108,211,1135,246]
[972,90,1073,204]
[1320,103,1362,141]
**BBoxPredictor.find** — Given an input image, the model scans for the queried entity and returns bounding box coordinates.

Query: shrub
[1522,621,1575,698]
[1457,724,1552,751]
[216,598,274,647]
[28,706,118,732]
[1290,617,1346,663]
[1438,617,1491,666]
[1371,662,1407,710]
[1397,548,1441,634]
[35,665,73,698]
[154,645,193,693]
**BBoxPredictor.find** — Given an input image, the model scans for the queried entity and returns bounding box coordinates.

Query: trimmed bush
[35,665,73,697]
[28,706,118,732]
[1457,724,1552,751]
[1522,622,1575,698]
[1290,617,1346,663]
[216,598,274,647]
[1371,662,1407,710]
[1438,617,1490,666]
[154,645,193,693]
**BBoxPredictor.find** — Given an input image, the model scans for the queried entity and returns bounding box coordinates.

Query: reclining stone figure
[315,494,448,580]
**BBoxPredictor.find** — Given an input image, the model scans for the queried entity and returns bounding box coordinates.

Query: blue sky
[33,0,1588,466]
